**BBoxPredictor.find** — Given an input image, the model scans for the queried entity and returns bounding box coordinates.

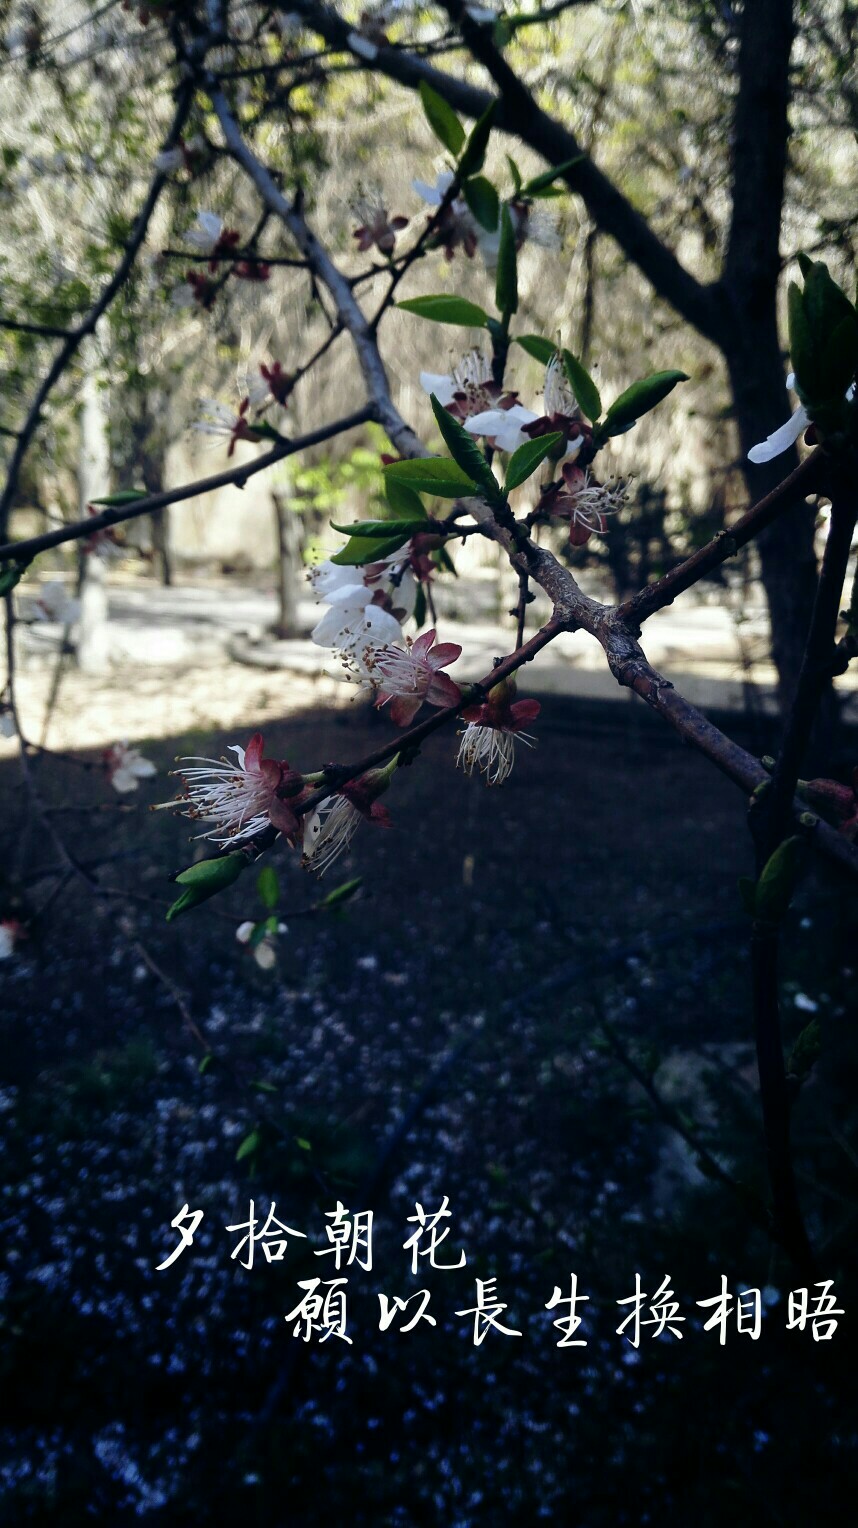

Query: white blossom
[32,581,80,625]
[185,211,224,255]
[106,743,157,795]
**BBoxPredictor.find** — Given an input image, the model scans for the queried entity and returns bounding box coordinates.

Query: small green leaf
[236,1128,261,1163]
[198,1053,213,1075]
[519,155,584,197]
[458,100,497,179]
[562,349,601,422]
[506,155,523,195]
[0,560,30,596]
[413,583,428,628]
[463,175,499,232]
[787,1018,822,1082]
[295,1136,312,1151]
[251,1079,279,1094]
[331,532,413,566]
[385,476,426,518]
[330,518,428,538]
[87,488,148,506]
[319,876,363,909]
[396,294,489,328]
[384,456,477,499]
[755,836,805,923]
[515,334,558,365]
[429,395,500,499]
[495,204,518,316]
[166,851,245,921]
[505,432,563,492]
[256,865,279,910]
[419,80,465,155]
[602,370,689,435]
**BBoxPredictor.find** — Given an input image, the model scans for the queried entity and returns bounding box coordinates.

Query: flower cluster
[420,349,519,426]
[172,212,271,310]
[412,173,561,268]
[464,355,587,455]
[309,549,417,676]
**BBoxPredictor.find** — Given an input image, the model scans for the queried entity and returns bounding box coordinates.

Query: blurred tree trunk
[75,345,110,675]
[271,490,303,639]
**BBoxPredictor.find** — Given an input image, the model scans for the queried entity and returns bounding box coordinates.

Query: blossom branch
[282,0,719,339]
[208,82,427,463]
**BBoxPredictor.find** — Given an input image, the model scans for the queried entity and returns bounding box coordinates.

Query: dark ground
[1,694,856,1525]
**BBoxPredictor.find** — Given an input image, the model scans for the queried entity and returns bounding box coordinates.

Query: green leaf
[515,334,558,365]
[463,175,499,232]
[0,560,30,596]
[419,80,465,155]
[331,532,414,566]
[520,155,585,197]
[413,583,428,628]
[251,1079,279,1094]
[166,851,245,921]
[506,155,523,195]
[458,100,497,179]
[256,865,279,909]
[429,395,500,499]
[787,1018,822,1082]
[385,477,426,518]
[396,294,489,328]
[495,204,518,317]
[198,1053,213,1075]
[385,456,477,499]
[602,370,689,435]
[755,835,805,923]
[787,281,815,395]
[295,1136,312,1151]
[505,432,563,492]
[87,488,148,506]
[562,349,601,422]
[236,1128,261,1163]
[319,876,363,909]
[330,518,428,538]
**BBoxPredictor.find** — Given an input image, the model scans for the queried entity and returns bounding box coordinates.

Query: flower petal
[747,406,808,464]
[389,694,423,727]
[244,733,265,773]
[420,373,456,405]
[509,698,541,727]
[411,629,436,661]
[427,671,462,708]
[426,641,462,670]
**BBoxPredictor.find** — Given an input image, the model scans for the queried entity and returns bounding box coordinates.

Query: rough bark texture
[719,0,832,745]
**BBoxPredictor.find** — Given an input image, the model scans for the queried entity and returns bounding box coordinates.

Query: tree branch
[0,83,193,540]
[0,407,375,563]
[284,0,720,339]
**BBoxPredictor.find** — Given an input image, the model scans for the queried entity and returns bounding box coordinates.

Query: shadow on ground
[1,696,856,1524]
